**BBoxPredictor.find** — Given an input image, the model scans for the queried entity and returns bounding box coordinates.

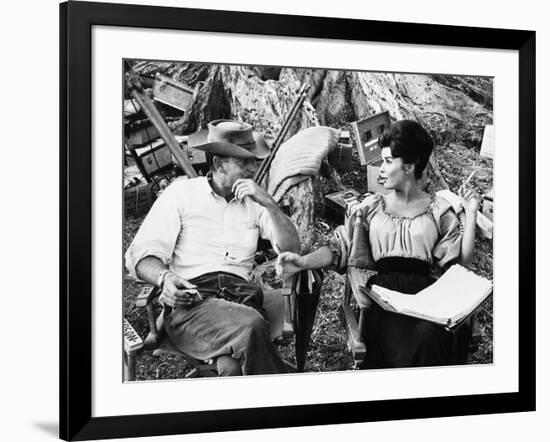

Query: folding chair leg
[358,309,366,342]
[294,284,321,372]
[124,351,137,382]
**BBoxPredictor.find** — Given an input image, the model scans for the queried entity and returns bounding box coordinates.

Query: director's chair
[124,269,322,380]
[339,210,484,368]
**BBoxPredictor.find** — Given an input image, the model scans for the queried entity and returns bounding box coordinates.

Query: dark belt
[189,271,247,285]
[374,257,430,275]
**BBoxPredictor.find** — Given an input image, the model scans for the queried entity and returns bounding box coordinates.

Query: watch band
[156,269,173,288]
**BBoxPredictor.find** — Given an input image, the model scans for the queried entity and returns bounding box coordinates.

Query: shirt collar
[206,172,236,203]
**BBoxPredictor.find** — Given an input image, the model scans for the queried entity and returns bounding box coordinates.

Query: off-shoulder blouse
[329,193,462,272]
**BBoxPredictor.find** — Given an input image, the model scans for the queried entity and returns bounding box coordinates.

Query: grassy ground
[124,141,493,380]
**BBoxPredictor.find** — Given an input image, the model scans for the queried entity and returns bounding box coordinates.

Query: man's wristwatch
[156,269,173,289]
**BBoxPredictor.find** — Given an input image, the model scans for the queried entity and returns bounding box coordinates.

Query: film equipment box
[125,124,160,147]
[131,140,174,178]
[350,111,390,165]
[125,182,155,217]
[325,189,366,224]
[152,74,195,112]
[328,143,353,172]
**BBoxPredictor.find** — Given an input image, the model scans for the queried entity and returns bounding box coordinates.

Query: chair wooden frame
[340,266,483,367]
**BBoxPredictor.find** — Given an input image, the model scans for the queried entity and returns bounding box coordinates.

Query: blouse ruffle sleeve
[327,194,380,273]
[431,196,463,268]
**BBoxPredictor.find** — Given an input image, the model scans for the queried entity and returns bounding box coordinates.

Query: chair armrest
[347,267,375,309]
[124,318,144,353]
[135,284,161,307]
[135,285,164,348]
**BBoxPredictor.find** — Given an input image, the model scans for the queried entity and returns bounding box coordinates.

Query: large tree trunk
[282,178,317,254]
[175,66,233,134]
[171,65,320,141]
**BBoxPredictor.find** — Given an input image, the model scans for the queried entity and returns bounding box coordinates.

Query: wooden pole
[125,71,198,179]
[255,84,310,184]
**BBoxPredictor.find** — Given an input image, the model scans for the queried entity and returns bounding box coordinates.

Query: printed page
[371,265,492,324]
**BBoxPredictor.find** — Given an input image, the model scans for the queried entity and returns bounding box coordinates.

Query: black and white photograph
[50,1,539,440]
[3,0,548,438]
[122,59,494,381]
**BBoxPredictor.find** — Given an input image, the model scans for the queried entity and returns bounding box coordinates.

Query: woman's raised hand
[276,252,306,276]
[458,184,480,214]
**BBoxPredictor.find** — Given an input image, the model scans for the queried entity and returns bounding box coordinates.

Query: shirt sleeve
[256,204,275,252]
[124,184,183,280]
[327,224,351,273]
[432,198,463,268]
[326,194,379,273]
[256,204,287,254]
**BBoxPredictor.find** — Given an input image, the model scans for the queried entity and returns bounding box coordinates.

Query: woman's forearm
[460,211,477,267]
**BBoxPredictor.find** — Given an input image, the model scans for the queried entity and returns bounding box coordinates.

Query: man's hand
[159,272,201,309]
[458,184,480,215]
[276,252,306,276]
[232,178,274,208]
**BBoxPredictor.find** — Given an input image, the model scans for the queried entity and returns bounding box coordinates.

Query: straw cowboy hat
[189,119,271,160]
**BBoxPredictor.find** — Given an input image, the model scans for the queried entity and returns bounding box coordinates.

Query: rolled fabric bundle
[267,126,340,202]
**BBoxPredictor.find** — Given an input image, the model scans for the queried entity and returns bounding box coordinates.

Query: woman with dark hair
[277,120,479,368]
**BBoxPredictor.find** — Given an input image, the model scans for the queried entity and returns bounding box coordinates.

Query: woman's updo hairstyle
[377,120,434,179]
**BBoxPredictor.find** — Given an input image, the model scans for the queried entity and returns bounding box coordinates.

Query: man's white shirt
[125,176,278,282]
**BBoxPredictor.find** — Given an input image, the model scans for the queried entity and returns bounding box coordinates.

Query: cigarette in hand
[464,169,477,185]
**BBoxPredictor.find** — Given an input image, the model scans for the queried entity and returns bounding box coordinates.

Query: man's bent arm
[264,200,300,253]
[135,256,168,287]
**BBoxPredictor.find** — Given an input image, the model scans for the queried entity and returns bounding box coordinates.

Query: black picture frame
[60,1,536,440]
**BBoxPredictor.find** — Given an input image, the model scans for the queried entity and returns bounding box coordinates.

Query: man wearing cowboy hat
[126,119,300,376]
